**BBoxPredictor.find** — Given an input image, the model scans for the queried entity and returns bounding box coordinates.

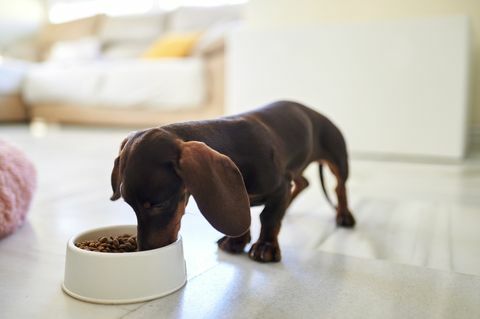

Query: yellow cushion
[142,33,201,58]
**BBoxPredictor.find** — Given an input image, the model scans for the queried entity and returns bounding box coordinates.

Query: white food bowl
[62,225,187,304]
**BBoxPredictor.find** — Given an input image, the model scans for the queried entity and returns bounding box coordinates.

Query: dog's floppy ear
[110,137,130,201]
[176,141,250,237]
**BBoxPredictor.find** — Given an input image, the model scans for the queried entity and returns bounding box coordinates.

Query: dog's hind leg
[289,175,309,204]
[319,160,356,228]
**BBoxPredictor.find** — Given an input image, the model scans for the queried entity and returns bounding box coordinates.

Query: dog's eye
[142,201,168,209]
[152,202,169,209]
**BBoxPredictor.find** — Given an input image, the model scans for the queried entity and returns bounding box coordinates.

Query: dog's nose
[135,236,147,251]
[135,233,155,251]
[136,234,174,251]
[136,237,156,251]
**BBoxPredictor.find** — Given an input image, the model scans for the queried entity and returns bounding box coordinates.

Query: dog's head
[110,128,251,250]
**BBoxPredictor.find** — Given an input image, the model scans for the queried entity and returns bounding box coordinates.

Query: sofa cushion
[97,58,206,108]
[23,59,207,109]
[102,42,151,60]
[142,32,201,58]
[98,13,167,44]
[23,62,103,106]
[169,5,243,32]
[47,37,101,62]
[37,15,102,60]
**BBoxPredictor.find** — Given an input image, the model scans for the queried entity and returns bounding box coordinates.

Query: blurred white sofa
[0,58,31,121]
[1,5,242,126]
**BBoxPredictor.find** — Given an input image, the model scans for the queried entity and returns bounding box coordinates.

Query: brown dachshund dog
[110,101,355,262]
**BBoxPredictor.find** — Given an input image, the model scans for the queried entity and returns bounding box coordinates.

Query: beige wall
[0,0,45,46]
[246,0,480,129]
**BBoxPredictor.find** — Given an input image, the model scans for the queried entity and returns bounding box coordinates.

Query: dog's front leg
[249,181,290,263]
[217,231,251,254]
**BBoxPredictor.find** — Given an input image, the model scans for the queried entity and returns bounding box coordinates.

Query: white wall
[227,16,471,159]
[245,0,480,137]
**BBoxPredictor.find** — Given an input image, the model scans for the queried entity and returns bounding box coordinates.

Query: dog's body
[111,101,355,262]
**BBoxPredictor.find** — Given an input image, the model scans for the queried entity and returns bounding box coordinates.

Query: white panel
[227,16,471,159]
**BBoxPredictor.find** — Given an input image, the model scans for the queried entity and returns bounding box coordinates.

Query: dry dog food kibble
[75,234,137,253]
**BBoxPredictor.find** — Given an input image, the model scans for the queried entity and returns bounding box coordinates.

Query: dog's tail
[319,163,336,209]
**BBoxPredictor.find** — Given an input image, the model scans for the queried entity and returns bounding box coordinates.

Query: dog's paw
[336,211,356,228]
[217,232,251,254]
[248,241,281,262]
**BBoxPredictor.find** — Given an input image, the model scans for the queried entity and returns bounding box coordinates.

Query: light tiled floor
[1,124,479,318]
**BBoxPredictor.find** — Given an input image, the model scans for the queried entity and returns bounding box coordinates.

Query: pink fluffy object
[0,140,36,239]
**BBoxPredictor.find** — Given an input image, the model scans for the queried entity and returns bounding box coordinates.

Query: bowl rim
[68,224,182,257]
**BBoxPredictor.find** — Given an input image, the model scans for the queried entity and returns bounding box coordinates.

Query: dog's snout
[137,220,178,251]
[136,234,176,251]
